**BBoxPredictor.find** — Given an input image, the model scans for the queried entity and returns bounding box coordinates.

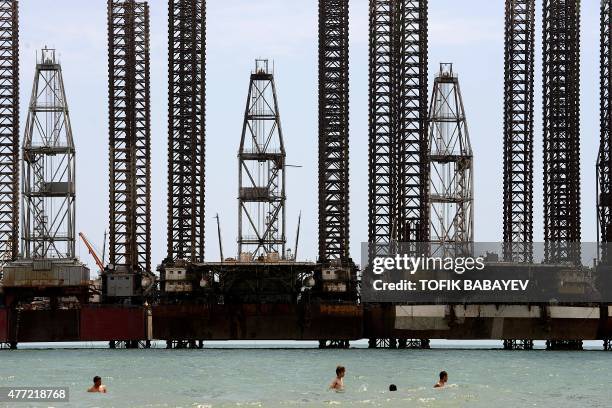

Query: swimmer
[329,365,345,391]
[389,384,397,392]
[434,371,448,388]
[87,376,107,393]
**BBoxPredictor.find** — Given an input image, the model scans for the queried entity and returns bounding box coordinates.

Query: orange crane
[79,232,105,271]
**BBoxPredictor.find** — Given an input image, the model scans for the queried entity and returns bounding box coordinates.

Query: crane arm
[79,232,105,271]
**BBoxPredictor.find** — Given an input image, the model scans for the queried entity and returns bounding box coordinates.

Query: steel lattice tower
[368,0,396,257]
[108,0,151,274]
[238,60,286,260]
[368,0,428,258]
[428,64,473,257]
[22,48,75,259]
[167,0,205,263]
[503,0,535,262]
[0,0,18,264]
[318,0,350,264]
[395,0,429,245]
[598,0,612,262]
[542,0,581,263]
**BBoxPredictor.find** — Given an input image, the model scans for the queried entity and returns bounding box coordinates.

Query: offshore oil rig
[0,0,611,351]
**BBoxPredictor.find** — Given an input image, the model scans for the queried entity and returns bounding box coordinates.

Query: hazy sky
[18,1,602,271]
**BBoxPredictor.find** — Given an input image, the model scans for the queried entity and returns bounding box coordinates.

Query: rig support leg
[546,340,583,351]
[503,339,534,350]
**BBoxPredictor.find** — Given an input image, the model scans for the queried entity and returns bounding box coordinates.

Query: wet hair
[336,366,345,376]
[389,384,397,391]
[93,376,101,384]
[439,371,448,380]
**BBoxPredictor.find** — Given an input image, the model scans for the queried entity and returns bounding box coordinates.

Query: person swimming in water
[329,366,345,391]
[87,376,107,393]
[434,371,448,388]
[389,384,397,391]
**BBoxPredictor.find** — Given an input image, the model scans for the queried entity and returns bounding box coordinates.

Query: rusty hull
[152,303,362,341]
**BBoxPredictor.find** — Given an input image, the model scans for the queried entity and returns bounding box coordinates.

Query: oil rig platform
[0,0,612,352]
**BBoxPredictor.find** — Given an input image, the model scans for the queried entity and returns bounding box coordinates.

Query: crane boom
[79,232,105,271]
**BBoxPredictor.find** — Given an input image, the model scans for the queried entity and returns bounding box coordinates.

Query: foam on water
[0,348,611,407]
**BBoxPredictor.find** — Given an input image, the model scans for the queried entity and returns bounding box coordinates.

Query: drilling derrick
[599,0,612,264]
[428,63,473,257]
[0,0,18,266]
[368,0,428,259]
[542,0,581,264]
[318,0,356,300]
[22,48,75,259]
[237,60,286,261]
[2,47,89,307]
[166,0,205,264]
[106,0,153,301]
[503,0,535,263]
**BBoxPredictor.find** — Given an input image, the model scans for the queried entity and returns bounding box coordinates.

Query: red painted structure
[80,305,146,341]
[0,308,7,342]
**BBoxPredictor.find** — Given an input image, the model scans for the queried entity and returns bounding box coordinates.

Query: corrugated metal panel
[2,264,89,287]
[80,306,145,341]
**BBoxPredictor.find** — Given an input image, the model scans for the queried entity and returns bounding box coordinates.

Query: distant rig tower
[428,63,473,256]
[22,48,75,259]
[237,60,286,261]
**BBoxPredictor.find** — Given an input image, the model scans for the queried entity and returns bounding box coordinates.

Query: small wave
[419,397,436,403]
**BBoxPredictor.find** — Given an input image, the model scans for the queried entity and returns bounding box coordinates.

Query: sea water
[1,342,611,407]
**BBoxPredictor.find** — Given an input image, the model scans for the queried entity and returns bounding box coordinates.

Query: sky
[17,0,602,271]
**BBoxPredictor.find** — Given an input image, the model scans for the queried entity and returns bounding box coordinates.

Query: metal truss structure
[318,0,350,265]
[238,60,286,260]
[22,48,75,259]
[368,0,396,258]
[598,0,612,263]
[428,63,473,257]
[167,0,205,263]
[108,0,151,274]
[503,0,534,263]
[0,0,18,265]
[368,0,428,259]
[542,0,581,264]
[395,0,429,246]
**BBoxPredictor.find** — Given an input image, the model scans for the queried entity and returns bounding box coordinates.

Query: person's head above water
[389,384,397,391]
[93,376,102,386]
[439,371,448,383]
[336,366,346,378]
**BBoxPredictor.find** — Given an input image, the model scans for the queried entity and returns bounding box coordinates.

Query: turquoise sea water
[1,343,611,407]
